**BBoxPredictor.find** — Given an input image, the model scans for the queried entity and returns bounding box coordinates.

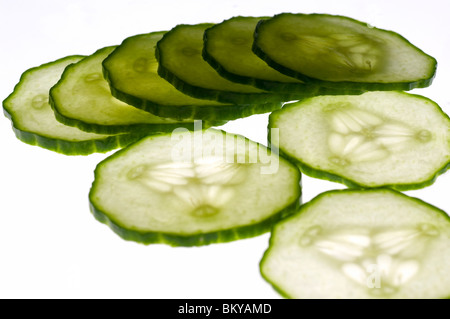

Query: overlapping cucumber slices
[253,13,436,90]
[269,91,450,190]
[49,46,202,135]
[2,56,140,155]
[203,16,307,95]
[103,32,281,121]
[3,47,205,155]
[261,189,450,299]
[89,129,301,246]
[203,16,360,96]
[156,23,286,105]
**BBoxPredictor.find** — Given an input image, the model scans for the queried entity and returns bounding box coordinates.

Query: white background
[0,0,449,299]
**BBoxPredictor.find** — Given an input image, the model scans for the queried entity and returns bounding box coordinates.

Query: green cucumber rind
[260,188,450,299]
[203,16,364,97]
[203,41,363,96]
[153,66,285,119]
[89,130,302,247]
[104,65,282,121]
[4,97,142,156]
[155,23,286,105]
[253,13,437,91]
[268,92,450,191]
[49,92,205,135]
[2,56,142,155]
[89,198,300,247]
[202,17,296,97]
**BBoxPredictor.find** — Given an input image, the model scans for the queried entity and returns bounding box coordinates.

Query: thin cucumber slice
[253,13,437,90]
[261,188,450,299]
[156,23,285,105]
[204,16,361,96]
[269,91,450,190]
[2,56,139,155]
[89,128,301,246]
[50,46,201,135]
[103,32,252,122]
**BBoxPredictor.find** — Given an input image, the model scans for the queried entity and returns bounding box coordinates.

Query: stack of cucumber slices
[3,13,449,299]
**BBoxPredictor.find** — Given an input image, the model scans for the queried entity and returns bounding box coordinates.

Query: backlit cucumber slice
[269,91,450,190]
[89,129,301,246]
[261,189,450,299]
[253,13,437,90]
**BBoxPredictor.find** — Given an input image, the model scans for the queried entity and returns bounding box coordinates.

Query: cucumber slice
[103,32,254,122]
[253,13,437,90]
[204,16,361,96]
[156,23,285,105]
[2,56,139,155]
[89,128,301,246]
[269,91,450,190]
[50,46,200,135]
[261,188,450,299]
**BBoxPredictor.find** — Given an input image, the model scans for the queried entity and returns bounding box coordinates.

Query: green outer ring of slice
[253,13,437,91]
[3,113,143,155]
[268,91,450,191]
[89,129,302,246]
[203,16,363,96]
[2,55,142,156]
[89,198,300,247]
[49,96,208,135]
[155,23,286,106]
[260,188,450,299]
[103,31,281,124]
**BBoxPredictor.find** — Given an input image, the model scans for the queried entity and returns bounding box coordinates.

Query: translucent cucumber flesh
[271,91,450,189]
[3,57,110,141]
[157,24,265,94]
[261,189,450,299]
[205,17,302,83]
[51,47,188,127]
[255,14,436,84]
[103,32,227,107]
[90,129,300,241]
